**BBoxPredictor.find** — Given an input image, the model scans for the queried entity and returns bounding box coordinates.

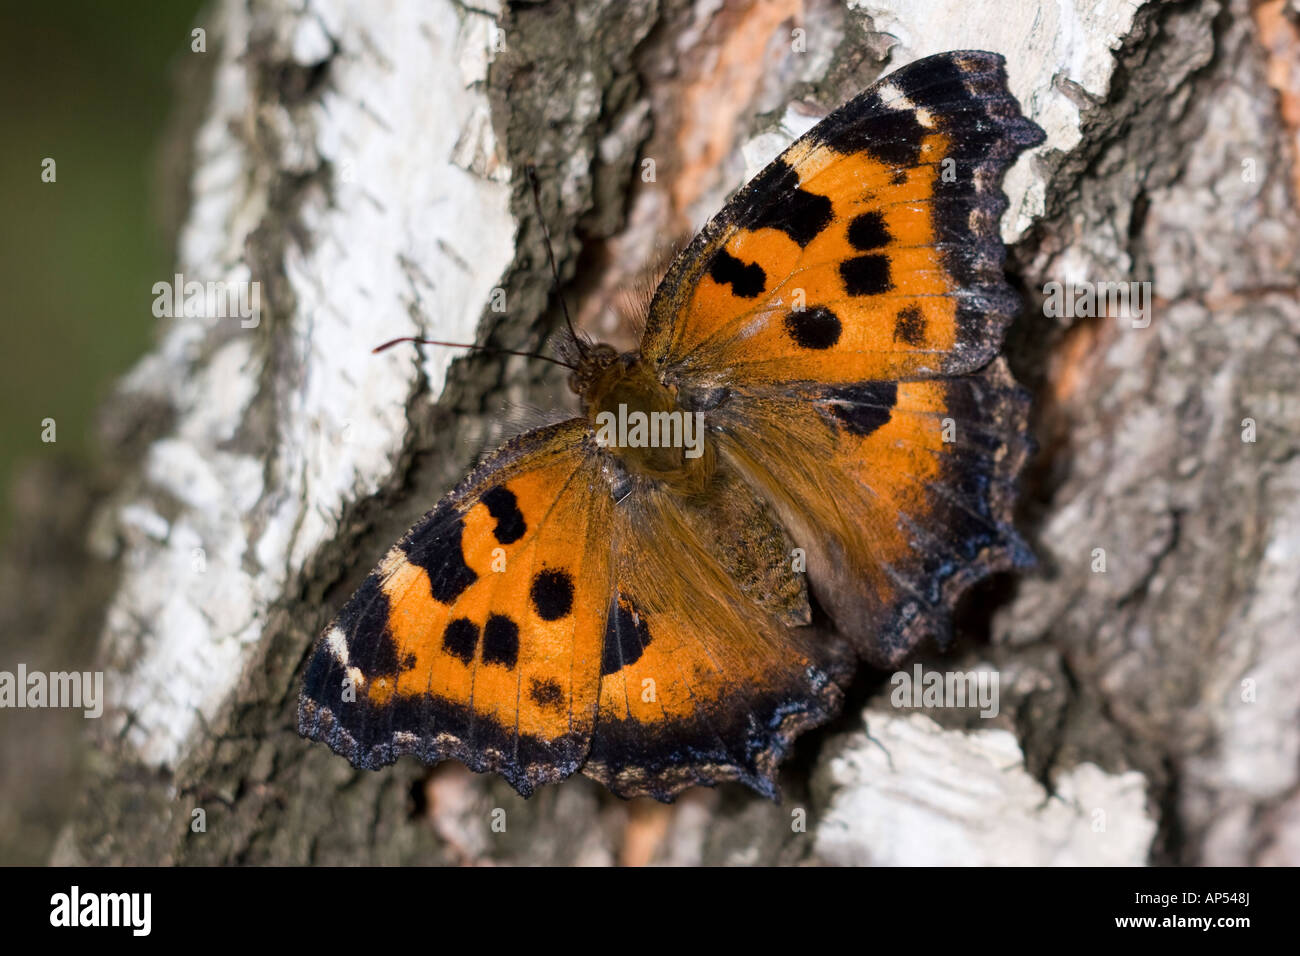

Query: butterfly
[299,50,1044,801]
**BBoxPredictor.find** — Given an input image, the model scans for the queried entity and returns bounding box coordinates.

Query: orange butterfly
[299,50,1044,800]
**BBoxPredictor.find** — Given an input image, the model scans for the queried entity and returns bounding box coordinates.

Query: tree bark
[3,0,1296,866]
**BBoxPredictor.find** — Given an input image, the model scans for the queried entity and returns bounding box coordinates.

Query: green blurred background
[0,0,205,540]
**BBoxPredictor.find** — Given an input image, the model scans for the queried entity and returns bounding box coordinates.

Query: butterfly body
[575,347,716,492]
[300,51,1045,800]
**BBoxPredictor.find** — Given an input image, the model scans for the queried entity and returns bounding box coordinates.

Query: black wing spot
[848,211,890,251]
[840,254,892,296]
[741,160,833,247]
[529,678,564,710]
[783,305,842,350]
[708,250,766,299]
[600,599,651,675]
[443,617,479,664]
[824,382,898,437]
[894,304,927,346]
[482,485,526,544]
[530,568,574,621]
[482,614,520,669]
[403,509,478,604]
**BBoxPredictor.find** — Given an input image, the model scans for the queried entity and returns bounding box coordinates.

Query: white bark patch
[1192,459,1300,862]
[100,0,514,768]
[813,712,1156,865]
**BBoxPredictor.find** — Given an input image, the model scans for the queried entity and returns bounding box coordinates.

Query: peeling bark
[2,0,1296,866]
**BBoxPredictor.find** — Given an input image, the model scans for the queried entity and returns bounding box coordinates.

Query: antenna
[526,164,585,355]
[372,336,577,371]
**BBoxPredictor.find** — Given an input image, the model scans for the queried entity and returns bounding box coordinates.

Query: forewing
[641,50,1043,387]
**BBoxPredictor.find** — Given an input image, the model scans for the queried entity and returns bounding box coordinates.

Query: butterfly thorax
[571,344,715,495]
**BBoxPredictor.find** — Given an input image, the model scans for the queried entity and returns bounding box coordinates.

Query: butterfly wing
[299,419,616,796]
[301,418,851,800]
[642,50,1042,385]
[641,51,1041,663]
[709,358,1031,666]
[588,467,851,800]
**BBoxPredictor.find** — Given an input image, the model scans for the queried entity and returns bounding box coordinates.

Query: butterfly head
[565,342,621,402]
[569,344,669,426]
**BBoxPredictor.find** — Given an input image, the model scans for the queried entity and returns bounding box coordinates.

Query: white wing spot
[326,626,350,665]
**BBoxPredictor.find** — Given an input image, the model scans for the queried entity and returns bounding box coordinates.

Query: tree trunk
[4,0,1297,866]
